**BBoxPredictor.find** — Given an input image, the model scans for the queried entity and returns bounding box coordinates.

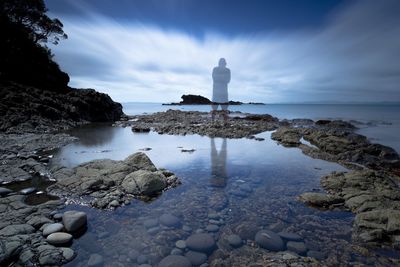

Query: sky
[45,0,400,103]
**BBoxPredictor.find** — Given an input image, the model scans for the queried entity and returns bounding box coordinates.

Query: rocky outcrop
[299,169,400,244]
[48,152,180,209]
[115,109,279,138]
[0,82,124,133]
[271,122,399,171]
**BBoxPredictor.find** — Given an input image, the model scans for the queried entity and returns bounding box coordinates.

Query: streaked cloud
[50,0,400,103]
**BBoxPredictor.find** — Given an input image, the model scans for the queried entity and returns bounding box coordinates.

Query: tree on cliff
[0,0,69,90]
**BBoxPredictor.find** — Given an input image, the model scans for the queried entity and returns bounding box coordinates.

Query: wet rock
[43,223,64,236]
[286,241,307,255]
[307,250,325,260]
[143,218,158,229]
[0,240,23,263]
[175,240,186,249]
[158,255,192,267]
[147,227,160,235]
[49,153,180,209]
[171,248,183,255]
[19,187,36,195]
[46,232,73,245]
[88,253,104,266]
[62,210,87,232]
[255,230,285,252]
[122,170,167,195]
[226,234,242,248]
[0,224,35,236]
[37,245,63,266]
[137,254,148,264]
[159,213,181,228]
[27,216,53,228]
[61,247,75,262]
[186,233,216,254]
[185,250,208,266]
[298,192,343,208]
[0,187,13,197]
[278,232,302,242]
[205,224,219,232]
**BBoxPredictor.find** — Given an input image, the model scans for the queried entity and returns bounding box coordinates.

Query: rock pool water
[51,124,396,266]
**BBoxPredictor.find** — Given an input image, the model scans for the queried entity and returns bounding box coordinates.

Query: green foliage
[0,0,70,90]
[0,0,67,44]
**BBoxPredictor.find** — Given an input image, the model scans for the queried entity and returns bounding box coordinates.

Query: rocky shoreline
[1,109,400,266]
[116,110,400,247]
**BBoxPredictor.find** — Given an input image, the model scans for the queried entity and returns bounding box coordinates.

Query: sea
[123,102,400,153]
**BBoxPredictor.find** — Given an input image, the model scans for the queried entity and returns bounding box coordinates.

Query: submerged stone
[158,255,191,267]
[255,230,285,252]
[62,210,87,232]
[186,233,216,254]
[46,232,73,245]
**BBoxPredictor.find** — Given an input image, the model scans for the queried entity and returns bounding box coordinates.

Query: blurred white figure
[211,58,231,122]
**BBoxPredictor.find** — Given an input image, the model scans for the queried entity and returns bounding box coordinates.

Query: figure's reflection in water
[209,138,228,188]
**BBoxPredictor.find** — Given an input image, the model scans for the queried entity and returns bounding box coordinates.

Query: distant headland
[162,94,265,105]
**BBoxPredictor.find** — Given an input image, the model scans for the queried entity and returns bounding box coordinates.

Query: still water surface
[50,125,393,266]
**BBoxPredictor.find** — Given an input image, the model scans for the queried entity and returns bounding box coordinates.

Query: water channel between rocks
[45,124,377,266]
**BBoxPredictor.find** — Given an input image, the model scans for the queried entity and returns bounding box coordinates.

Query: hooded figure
[211,58,231,120]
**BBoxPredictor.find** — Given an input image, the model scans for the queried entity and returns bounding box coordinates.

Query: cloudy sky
[45,0,400,103]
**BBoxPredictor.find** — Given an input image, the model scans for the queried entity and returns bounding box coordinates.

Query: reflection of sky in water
[122,103,400,153]
[56,125,388,266]
[54,125,344,173]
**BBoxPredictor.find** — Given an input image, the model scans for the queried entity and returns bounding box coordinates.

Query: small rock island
[163,94,265,105]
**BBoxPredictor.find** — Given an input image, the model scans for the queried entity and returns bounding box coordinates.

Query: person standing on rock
[211,58,231,122]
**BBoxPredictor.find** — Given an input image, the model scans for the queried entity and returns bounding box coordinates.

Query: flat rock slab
[0,224,35,236]
[186,233,216,254]
[255,230,285,252]
[158,255,191,267]
[46,232,73,245]
[62,210,87,232]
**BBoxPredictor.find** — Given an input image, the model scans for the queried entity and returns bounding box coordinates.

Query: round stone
[186,233,216,254]
[0,187,13,197]
[61,247,75,262]
[53,213,63,220]
[147,226,160,235]
[227,234,242,248]
[159,214,181,228]
[255,230,284,251]
[143,218,158,229]
[88,253,103,266]
[171,248,183,255]
[62,210,87,232]
[159,255,191,267]
[185,251,207,266]
[205,225,219,232]
[109,200,119,207]
[42,223,64,236]
[286,241,307,255]
[46,232,73,245]
[137,255,148,264]
[278,232,302,241]
[19,187,36,195]
[139,264,152,267]
[175,240,186,249]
